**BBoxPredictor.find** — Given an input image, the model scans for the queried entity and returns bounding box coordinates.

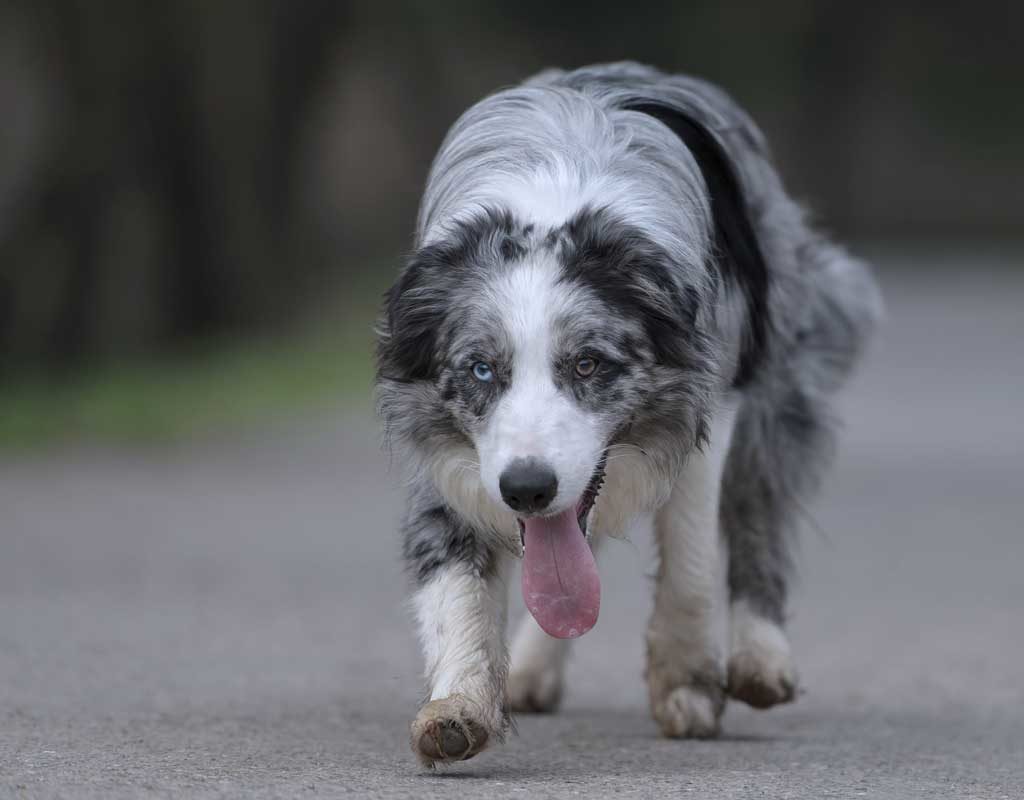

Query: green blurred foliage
[0,300,377,448]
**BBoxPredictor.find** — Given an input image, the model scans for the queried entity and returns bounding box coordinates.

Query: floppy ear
[623,101,770,387]
[378,207,533,383]
[377,246,451,382]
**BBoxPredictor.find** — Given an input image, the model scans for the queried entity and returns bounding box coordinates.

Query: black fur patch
[622,101,770,387]
[377,208,531,383]
[402,503,496,584]
[558,208,708,370]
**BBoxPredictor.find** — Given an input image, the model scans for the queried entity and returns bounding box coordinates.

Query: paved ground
[2,255,1023,799]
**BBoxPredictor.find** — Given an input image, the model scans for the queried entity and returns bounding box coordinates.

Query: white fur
[424,444,520,553]
[728,599,796,702]
[509,611,570,678]
[484,169,656,235]
[730,600,791,664]
[646,396,738,734]
[412,558,511,732]
[506,612,571,712]
[648,396,738,656]
[588,446,673,540]
[474,257,610,517]
[652,685,720,738]
[482,164,603,232]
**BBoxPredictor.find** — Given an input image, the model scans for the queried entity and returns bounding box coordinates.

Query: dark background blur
[5,6,1024,794]
[1,1,1022,443]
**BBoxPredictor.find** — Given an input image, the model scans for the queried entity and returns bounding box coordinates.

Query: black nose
[499,458,558,513]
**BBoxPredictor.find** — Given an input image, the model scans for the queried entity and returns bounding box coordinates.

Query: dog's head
[377,91,770,537]
[376,206,718,528]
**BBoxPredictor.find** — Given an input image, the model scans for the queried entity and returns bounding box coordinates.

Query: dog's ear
[377,245,451,382]
[378,208,528,383]
[624,101,770,386]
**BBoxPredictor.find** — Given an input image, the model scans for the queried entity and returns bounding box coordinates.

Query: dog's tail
[800,239,885,395]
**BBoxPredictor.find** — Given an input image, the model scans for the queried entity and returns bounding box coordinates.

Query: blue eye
[471,361,494,382]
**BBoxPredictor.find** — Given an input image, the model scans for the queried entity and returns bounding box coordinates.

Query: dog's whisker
[604,444,655,465]
[606,442,650,455]
[448,461,480,476]
[604,454,640,463]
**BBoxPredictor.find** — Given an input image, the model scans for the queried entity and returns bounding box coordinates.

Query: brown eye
[575,357,598,378]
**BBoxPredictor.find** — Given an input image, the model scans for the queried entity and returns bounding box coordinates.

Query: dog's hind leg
[403,499,511,767]
[645,397,738,738]
[720,387,832,708]
[722,242,880,709]
[507,612,570,713]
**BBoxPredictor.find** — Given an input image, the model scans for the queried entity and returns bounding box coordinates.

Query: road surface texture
[3,255,1023,799]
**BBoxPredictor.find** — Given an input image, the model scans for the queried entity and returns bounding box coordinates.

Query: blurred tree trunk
[0,0,349,371]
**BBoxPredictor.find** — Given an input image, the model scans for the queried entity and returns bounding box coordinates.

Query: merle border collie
[376,62,881,767]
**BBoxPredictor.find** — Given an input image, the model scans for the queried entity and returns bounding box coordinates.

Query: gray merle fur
[621,100,770,387]
[401,486,497,584]
[376,62,882,620]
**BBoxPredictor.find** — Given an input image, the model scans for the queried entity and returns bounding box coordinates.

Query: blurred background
[3,5,1024,795]
[0,0,1021,445]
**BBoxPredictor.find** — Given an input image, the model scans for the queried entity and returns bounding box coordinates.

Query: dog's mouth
[515,450,607,547]
[518,451,607,640]
[576,449,608,533]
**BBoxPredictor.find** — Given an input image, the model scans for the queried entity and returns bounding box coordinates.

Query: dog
[375,62,881,767]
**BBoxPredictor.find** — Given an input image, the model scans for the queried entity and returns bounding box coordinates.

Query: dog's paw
[646,658,724,738]
[727,647,797,709]
[507,665,563,713]
[410,695,494,767]
[649,683,723,738]
[727,609,797,709]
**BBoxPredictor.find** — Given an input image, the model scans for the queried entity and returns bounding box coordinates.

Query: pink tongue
[521,507,601,639]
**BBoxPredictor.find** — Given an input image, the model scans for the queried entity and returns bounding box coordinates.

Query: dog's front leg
[405,503,510,766]
[645,398,738,738]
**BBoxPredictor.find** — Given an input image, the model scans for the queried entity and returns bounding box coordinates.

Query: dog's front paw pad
[651,685,722,739]
[727,649,797,709]
[410,696,490,766]
[507,666,563,713]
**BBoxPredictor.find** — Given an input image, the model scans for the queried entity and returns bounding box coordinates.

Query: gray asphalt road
[2,255,1023,799]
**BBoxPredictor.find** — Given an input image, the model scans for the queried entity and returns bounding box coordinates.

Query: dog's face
[377,207,718,528]
[444,240,619,519]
